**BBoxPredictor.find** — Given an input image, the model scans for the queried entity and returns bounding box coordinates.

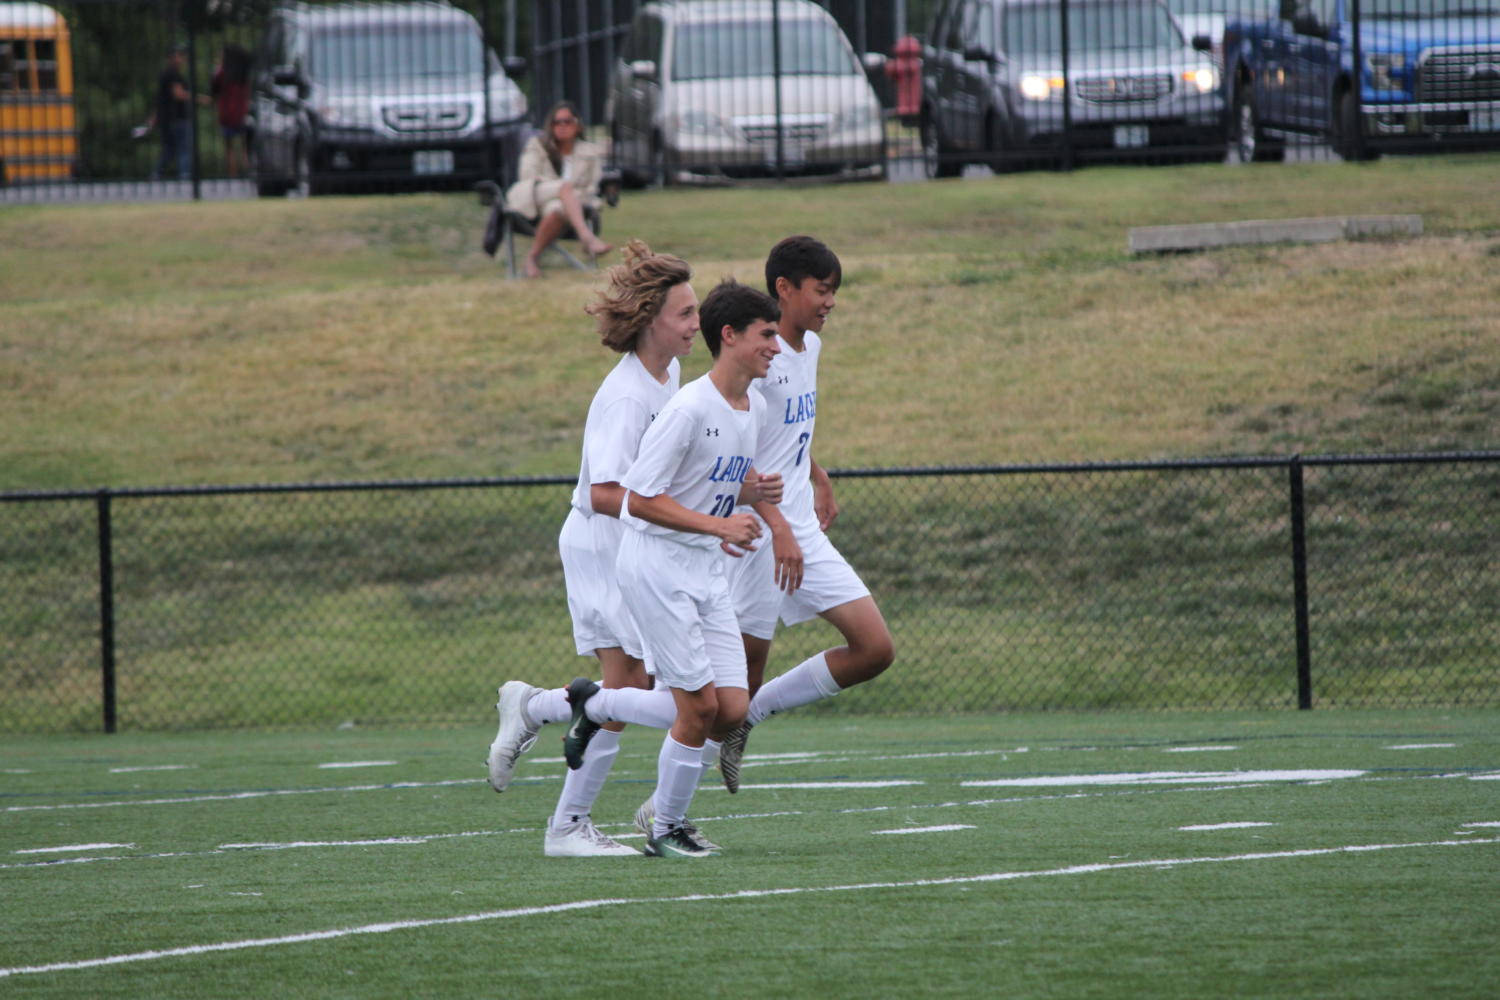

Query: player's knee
[855,631,895,678]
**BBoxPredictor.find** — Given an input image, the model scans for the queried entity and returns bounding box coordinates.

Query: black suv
[249,1,529,196]
[921,0,1227,173]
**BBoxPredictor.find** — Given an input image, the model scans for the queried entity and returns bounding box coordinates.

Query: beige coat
[504,135,605,220]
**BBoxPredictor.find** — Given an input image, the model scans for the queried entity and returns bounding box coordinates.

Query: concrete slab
[1128,214,1423,254]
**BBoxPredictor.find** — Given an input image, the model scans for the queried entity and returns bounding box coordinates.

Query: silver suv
[605,0,886,185]
[250,1,529,196]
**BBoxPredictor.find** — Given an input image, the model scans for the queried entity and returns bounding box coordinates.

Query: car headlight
[838,103,882,132]
[1366,52,1406,91]
[677,109,735,138]
[317,101,376,128]
[1182,66,1218,94]
[1020,75,1065,101]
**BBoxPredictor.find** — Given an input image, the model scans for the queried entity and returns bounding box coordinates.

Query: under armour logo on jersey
[706,427,720,437]
[775,375,790,384]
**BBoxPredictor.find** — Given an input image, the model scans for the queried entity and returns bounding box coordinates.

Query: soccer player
[717,236,897,793]
[486,240,694,857]
[487,278,784,859]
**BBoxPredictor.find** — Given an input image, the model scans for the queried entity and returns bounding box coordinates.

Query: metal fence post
[96,490,118,733]
[1288,456,1313,709]
[772,0,785,181]
[1060,0,1074,170]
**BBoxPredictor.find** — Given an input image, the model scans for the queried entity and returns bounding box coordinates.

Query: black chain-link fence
[6,0,1499,203]
[4,453,1496,733]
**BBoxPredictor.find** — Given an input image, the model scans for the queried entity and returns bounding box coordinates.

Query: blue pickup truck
[1222,0,1500,160]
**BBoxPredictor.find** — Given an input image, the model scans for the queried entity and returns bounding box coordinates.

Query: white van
[605,0,886,185]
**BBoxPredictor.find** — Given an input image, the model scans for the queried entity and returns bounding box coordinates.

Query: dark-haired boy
[719,236,896,792]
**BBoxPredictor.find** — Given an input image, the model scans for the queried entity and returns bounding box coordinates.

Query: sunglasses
[552,117,579,126]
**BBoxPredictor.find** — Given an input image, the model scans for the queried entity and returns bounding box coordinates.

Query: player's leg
[546,646,648,857]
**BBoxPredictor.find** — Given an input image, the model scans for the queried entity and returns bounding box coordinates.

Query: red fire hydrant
[884,35,923,126]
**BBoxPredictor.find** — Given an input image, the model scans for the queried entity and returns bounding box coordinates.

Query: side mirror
[271,66,308,98]
[502,55,527,78]
[962,44,996,64]
[1191,33,1213,52]
[862,52,888,73]
[629,59,658,82]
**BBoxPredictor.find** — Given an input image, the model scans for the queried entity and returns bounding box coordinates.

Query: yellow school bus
[0,1,78,183]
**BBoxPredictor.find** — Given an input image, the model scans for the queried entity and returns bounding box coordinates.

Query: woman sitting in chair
[505,101,614,278]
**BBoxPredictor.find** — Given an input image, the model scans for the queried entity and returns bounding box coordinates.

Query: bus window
[0,3,79,185]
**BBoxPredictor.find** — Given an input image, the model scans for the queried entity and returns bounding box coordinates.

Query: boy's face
[778,274,837,334]
[645,282,700,358]
[724,317,781,379]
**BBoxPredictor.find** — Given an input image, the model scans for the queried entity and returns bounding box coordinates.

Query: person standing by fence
[209,43,251,179]
[146,44,191,181]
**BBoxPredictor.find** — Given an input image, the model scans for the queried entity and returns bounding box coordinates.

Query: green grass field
[3,710,1499,998]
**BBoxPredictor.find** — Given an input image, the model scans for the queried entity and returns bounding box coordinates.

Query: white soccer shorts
[558,508,644,659]
[616,529,748,692]
[728,525,871,641]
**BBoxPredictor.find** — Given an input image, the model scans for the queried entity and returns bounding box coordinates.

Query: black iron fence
[3,452,1496,733]
[5,0,1498,203]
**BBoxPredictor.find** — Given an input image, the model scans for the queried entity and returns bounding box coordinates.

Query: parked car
[1162,0,1279,66]
[921,0,1227,174]
[604,0,886,185]
[1223,0,1500,162]
[249,1,529,196]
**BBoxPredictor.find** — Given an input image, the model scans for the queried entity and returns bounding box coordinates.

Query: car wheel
[294,143,326,197]
[250,141,288,197]
[613,121,649,189]
[1230,86,1285,163]
[1332,88,1376,162]
[650,135,676,188]
[920,109,960,179]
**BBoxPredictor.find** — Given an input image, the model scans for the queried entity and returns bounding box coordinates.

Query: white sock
[551,728,621,830]
[525,687,571,725]
[700,738,722,772]
[652,734,705,839]
[585,686,677,728]
[747,651,840,727]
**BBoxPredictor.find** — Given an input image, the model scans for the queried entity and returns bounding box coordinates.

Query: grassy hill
[3,155,1499,492]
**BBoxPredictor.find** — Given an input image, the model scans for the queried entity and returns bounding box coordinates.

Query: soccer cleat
[486,681,542,793]
[718,721,753,793]
[643,825,721,859]
[562,677,602,770]
[544,815,639,858]
[634,794,722,853]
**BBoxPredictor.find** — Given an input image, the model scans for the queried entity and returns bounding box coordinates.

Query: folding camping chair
[477,171,622,279]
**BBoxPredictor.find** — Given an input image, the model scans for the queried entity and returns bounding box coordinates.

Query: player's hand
[814,478,840,531]
[718,511,762,554]
[773,530,804,594]
[753,471,783,506]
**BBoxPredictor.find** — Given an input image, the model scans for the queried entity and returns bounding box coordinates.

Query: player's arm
[810,456,840,531]
[752,495,804,593]
[588,482,627,519]
[627,491,761,553]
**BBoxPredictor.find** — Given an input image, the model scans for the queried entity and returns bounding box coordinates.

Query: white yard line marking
[732,781,924,790]
[316,761,398,770]
[871,824,976,836]
[963,770,1365,788]
[14,843,136,855]
[1463,822,1500,828]
[109,765,194,774]
[4,837,1495,979]
[1384,744,1456,750]
[1470,773,1500,781]
[1162,746,1239,753]
[3,778,483,813]
[1179,822,1275,832]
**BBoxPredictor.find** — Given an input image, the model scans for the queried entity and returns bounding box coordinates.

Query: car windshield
[1363,0,1500,15]
[670,19,858,81]
[1003,2,1185,53]
[309,24,485,83]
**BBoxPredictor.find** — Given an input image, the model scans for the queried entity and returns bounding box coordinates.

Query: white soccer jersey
[748,330,821,536]
[622,373,764,549]
[569,353,680,515]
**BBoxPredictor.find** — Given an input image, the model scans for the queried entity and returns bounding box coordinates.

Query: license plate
[1113,125,1149,148]
[1471,108,1500,132]
[413,149,454,175]
[765,144,805,169]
